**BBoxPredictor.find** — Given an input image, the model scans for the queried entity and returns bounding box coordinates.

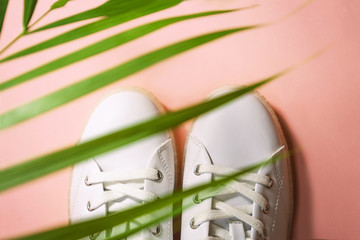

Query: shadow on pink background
[0,0,359,239]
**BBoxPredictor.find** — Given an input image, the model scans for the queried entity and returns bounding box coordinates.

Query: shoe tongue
[229,221,246,240]
[95,139,155,215]
[212,194,253,233]
[106,184,141,213]
[206,149,254,233]
[94,136,166,229]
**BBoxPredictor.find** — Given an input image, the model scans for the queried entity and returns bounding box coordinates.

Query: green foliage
[50,0,70,10]
[23,0,37,30]
[0,0,8,35]
[0,9,241,88]
[35,0,182,32]
[0,0,182,62]
[0,25,257,130]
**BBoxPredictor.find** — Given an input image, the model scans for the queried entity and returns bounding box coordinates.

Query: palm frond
[0,25,259,130]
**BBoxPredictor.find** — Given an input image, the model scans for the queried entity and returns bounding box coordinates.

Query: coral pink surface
[0,0,359,239]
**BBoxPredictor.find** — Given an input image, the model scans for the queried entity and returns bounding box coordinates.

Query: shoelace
[190,146,284,240]
[190,145,285,240]
[85,168,163,239]
[190,165,272,240]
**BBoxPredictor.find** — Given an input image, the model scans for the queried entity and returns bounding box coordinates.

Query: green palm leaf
[0,0,182,62]
[0,8,250,90]
[34,0,182,32]
[0,25,259,130]
[50,0,70,10]
[0,79,283,192]
[0,0,9,36]
[23,0,37,30]
[14,154,281,240]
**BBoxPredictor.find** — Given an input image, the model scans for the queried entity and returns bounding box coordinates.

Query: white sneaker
[69,88,176,240]
[181,87,293,240]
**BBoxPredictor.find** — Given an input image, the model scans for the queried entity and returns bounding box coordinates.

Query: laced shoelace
[85,168,164,239]
[190,163,276,240]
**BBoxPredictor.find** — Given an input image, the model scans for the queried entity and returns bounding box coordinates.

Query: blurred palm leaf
[15,154,281,240]
[0,79,283,192]
[50,0,70,10]
[0,0,8,36]
[0,0,182,62]
[0,8,252,90]
[23,0,37,30]
[0,25,259,130]
[33,0,183,32]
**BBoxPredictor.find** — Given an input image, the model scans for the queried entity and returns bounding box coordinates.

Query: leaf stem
[0,8,51,56]
[28,9,51,30]
[0,32,24,56]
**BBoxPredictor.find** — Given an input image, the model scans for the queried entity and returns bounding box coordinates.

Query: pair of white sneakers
[69,87,293,240]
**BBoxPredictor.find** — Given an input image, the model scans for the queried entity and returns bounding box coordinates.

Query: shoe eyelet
[189,218,199,229]
[87,201,94,212]
[192,194,202,204]
[152,224,162,236]
[193,164,201,176]
[155,170,163,182]
[263,203,270,214]
[267,177,273,188]
[84,176,91,186]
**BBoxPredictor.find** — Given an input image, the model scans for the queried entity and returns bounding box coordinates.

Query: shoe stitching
[158,143,172,189]
[158,141,172,240]
[184,135,202,186]
[271,160,284,235]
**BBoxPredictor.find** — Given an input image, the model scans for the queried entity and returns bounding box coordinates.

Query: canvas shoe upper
[69,89,176,240]
[181,88,293,240]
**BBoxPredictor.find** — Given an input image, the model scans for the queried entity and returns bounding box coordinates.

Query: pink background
[0,0,359,239]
